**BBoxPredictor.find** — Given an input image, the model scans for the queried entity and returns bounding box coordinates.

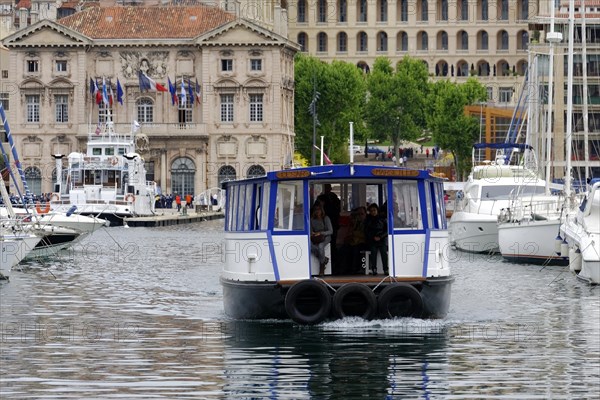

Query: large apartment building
[285,0,533,105]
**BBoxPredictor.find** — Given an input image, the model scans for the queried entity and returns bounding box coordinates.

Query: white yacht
[561,179,600,284]
[1,230,42,276]
[449,143,546,253]
[50,121,157,226]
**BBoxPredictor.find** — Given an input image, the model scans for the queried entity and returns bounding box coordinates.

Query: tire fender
[285,279,331,325]
[332,283,377,320]
[377,283,423,319]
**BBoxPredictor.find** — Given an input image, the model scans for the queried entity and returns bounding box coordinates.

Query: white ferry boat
[221,164,453,324]
[50,122,157,226]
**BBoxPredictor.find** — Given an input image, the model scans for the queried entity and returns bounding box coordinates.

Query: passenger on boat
[365,203,388,275]
[310,204,333,275]
[317,184,341,270]
[339,206,368,274]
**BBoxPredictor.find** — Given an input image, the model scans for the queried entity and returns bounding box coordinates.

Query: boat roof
[225,164,446,185]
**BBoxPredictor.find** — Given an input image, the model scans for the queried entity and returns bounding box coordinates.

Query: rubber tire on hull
[332,283,378,320]
[377,283,423,319]
[285,280,332,325]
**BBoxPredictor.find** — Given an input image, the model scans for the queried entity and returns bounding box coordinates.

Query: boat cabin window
[391,181,422,229]
[432,181,447,229]
[481,184,544,200]
[92,148,102,156]
[226,181,271,232]
[118,148,126,156]
[105,148,115,156]
[274,180,304,231]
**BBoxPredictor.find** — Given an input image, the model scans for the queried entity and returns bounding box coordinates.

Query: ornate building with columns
[1,5,298,195]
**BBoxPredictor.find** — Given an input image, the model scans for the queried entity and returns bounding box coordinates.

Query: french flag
[138,71,167,92]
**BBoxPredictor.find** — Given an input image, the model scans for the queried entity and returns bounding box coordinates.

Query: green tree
[294,54,366,164]
[427,78,487,179]
[364,56,429,158]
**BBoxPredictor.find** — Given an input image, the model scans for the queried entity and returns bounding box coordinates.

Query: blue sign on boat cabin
[221,164,453,324]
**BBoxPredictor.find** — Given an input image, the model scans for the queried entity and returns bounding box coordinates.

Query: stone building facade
[1,5,298,195]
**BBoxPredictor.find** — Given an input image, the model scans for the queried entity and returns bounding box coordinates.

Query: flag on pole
[109,84,115,106]
[116,78,124,105]
[194,78,201,106]
[313,145,333,165]
[180,80,187,107]
[89,78,98,100]
[102,77,109,106]
[168,77,178,106]
[138,71,167,92]
[95,123,101,135]
[187,78,194,106]
[94,79,102,105]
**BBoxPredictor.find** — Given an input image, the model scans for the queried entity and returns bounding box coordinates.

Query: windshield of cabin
[480,185,545,200]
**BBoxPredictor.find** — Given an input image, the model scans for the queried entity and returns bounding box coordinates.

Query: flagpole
[320,136,324,166]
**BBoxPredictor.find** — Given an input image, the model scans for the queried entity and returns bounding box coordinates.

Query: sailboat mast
[580,0,589,183]
[565,0,575,205]
[545,0,561,193]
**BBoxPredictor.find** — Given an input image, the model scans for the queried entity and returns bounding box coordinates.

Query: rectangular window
[26,95,40,122]
[55,60,67,72]
[98,102,112,124]
[499,87,513,103]
[27,60,39,73]
[1,70,7,79]
[275,180,304,231]
[55,94,68,123]
[249,94,263,122]
[0,92,8,110]
[391,181,422,229]
[221,94,234,122]
[221,59,233,72]
[250,59,262,71]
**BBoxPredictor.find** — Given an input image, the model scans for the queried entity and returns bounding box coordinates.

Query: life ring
[332,283,377,320]
[110,156,119,166]
[50,193,60,202]
[35,202,50,214]
[285,279,331,325]
[125,193,135,203]
[377,283,423,319]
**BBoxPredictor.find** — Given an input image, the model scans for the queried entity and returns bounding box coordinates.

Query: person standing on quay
[175,194,182,212]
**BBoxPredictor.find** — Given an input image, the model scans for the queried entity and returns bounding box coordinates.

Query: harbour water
[1,220,599,398]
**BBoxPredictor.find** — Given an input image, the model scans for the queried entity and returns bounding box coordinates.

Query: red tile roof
[58,5,236,39]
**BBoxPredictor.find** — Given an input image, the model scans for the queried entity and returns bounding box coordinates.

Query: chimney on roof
[274,5,288,38]
[18,7,28,29]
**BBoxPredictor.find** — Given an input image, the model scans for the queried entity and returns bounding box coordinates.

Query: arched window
[377,31,388,52]
[137,97,154,124]
[171,157,195,196]
[318,0,327,22]
[459,0,468,20]
[438,31,448,50]
[498,30,509,50]
[318,32,328,52]
[439,0,448,20]
[398,31,408,51]
[460,31,469,50]
[480,0,488,20]
[298,0,307,22]
[378,0,388,22]
[420,0,428,21]
[518,31,529,50]
[479,31,489,50]
[499,0,508,20]
[399,0,408,21]
[338,0,347,22]
[218,165,237,184]
[247,165,266,178]
[358,32,368,52]
[418,31,428,51]
[25,166,42,195]
[358,0,368,21]
[338,32,348,52]
[298,32,308,52]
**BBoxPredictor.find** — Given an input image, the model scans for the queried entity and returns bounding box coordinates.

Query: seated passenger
[310,204,333,275]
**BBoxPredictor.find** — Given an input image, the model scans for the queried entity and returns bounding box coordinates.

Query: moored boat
[50,121,157,226]
[220,164,453,324]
